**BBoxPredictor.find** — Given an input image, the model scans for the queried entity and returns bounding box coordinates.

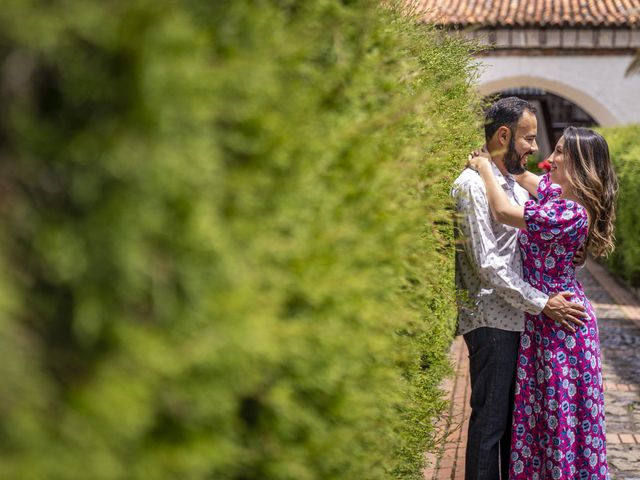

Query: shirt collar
[490,161,515,190]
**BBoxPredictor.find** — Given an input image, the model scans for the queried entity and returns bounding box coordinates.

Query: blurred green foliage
[598,125,640,287]
[0,1,481,478]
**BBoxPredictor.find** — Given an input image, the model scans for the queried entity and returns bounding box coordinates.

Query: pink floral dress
[509,174,609,480]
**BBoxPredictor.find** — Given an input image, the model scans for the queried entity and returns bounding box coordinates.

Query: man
[451,97,586,480]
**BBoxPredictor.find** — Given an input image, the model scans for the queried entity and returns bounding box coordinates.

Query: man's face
[504,110,538,175]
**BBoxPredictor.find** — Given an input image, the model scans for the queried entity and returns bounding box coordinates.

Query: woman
[468,126,618,480]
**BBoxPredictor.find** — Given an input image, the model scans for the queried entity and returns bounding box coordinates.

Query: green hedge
[597,125,640,286]
[0,1,480,479]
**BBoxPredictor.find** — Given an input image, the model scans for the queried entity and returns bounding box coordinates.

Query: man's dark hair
[484,97,537,143]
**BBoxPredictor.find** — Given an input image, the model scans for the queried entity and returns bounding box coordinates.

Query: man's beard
[504,133,526,175]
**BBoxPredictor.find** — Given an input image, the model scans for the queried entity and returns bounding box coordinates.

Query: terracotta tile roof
[411,0,640,27]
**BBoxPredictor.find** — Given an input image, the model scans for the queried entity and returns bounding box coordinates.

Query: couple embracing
[452,97,618,480]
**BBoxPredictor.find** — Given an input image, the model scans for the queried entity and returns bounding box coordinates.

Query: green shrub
[598,125,640,286]
[0,1,480,478]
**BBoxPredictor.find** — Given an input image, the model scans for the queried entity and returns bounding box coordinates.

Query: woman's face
[548,136,568,186]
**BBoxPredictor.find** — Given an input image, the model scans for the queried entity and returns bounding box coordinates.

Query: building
[415,0,640,156]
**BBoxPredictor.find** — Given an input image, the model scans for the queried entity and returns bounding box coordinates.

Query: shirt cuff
[525,291,548,315]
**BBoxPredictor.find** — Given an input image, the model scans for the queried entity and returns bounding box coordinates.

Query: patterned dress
[509,174,609,480]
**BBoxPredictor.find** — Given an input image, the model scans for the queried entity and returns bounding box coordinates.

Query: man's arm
[453,179,586,329]
[574,244,587,270]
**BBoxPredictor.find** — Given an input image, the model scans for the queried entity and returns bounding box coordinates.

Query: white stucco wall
[476,55,640,127]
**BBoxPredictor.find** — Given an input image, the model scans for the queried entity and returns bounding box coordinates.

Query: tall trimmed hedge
[0,1,480,479]
[598,125,640,286]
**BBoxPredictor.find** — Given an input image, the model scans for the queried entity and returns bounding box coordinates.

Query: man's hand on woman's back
[573,245,587,267]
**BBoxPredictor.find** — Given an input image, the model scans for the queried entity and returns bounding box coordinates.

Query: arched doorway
[478,72,619,128]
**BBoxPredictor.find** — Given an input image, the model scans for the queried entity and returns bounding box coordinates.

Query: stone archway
[479,75,617,127]
[474,52,640,127]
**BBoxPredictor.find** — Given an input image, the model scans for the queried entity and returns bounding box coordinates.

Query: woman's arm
[468,156,527,229]
[469,148,541,198]
[514,171,541,198]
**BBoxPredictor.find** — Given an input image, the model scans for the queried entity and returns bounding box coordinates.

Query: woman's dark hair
[484,97,537,143]
[562,126,619,257]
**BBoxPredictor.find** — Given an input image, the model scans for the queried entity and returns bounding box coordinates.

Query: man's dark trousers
[463,327,520,480]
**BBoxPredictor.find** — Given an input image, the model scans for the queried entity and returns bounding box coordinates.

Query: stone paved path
[424,260,640,480]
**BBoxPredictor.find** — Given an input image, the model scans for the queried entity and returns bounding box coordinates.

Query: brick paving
[424,259,640,480]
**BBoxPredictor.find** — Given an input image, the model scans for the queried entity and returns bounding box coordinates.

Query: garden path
[424,260,640,480]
